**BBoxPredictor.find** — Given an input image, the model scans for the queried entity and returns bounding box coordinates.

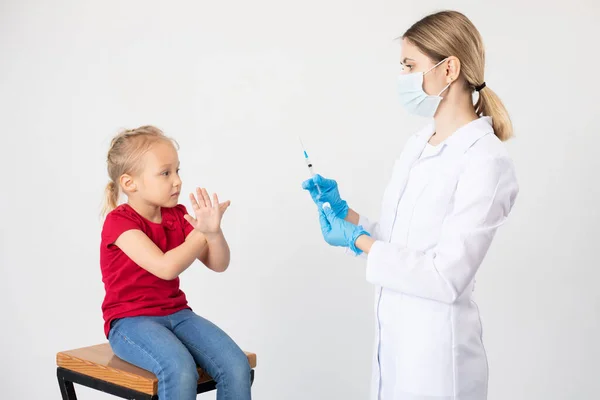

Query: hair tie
[475,82,486,92]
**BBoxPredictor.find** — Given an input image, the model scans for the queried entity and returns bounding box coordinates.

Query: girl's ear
[120,174,137,193]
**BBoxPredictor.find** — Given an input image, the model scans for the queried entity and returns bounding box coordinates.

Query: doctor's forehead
[400,38,426,64]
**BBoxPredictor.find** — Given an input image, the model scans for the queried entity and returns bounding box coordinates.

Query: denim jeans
[108,309,252,400]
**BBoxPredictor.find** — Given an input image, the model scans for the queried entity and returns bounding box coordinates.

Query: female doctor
[302,10,519,400]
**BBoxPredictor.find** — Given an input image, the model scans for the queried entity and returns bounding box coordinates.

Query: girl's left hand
[184,188,231,238]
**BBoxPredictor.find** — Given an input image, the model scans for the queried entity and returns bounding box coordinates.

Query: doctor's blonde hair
[403,10,513,141]
[101,125,178,217]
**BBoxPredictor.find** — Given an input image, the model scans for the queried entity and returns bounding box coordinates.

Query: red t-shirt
[100,203,195,338]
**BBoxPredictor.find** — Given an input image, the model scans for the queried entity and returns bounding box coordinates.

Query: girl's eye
[162,171,170,176]
[176,169,180,174]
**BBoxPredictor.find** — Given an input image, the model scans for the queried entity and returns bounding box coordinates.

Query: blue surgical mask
[397,58,451,118]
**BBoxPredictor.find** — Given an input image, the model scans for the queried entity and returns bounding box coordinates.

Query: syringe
[299,136,322,195]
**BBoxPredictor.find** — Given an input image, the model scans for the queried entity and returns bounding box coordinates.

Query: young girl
[303,10,519,400]
[100,126,252,400]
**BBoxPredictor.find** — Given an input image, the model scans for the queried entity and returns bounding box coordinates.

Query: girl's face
[132,141,182,208]
[400,38,450,96]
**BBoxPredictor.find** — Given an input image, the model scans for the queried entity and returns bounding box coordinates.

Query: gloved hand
[302,174,349,219]
[319,203,370,255]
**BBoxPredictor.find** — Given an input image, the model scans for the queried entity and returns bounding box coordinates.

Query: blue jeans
[108,309,252,400]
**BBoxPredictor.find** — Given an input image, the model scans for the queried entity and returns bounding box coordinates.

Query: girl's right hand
[183,188,230,238]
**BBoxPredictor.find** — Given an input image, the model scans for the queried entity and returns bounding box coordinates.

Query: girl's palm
[183,188,230,235]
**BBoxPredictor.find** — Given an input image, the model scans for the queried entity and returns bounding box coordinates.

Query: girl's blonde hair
[403,10,513,141]
[102,125,177,216]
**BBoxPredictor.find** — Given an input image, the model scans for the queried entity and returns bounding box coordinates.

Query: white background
[1,1,599,399]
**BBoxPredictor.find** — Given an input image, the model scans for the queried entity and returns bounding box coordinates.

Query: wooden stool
[56,343,256,399]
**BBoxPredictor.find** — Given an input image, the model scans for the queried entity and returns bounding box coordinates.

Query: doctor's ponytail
[403,10,514,141]
[475,86,512,141]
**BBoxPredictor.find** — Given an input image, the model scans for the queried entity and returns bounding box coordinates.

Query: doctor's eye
[400,63,413,72]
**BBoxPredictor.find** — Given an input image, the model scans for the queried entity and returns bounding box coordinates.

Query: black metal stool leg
[58,367,156,399]
[57,368,78,400]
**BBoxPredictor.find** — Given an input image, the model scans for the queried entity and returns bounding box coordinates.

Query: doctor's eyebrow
[401,57,416,64]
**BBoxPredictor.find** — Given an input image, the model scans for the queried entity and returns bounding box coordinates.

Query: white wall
[1,1,599,399]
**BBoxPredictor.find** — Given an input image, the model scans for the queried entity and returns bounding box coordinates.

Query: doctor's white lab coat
[358,117,518,400]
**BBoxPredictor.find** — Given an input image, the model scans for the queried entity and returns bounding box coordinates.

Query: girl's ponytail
[101,181,119,217]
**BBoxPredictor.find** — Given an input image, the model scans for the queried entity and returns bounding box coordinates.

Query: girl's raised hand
[183,188,230,237]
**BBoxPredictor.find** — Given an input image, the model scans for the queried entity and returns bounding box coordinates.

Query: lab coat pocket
[394,297,455,397]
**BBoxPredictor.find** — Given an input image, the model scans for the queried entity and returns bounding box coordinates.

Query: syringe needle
[299,136,321,194]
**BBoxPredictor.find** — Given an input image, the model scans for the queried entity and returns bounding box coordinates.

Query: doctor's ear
[445,56,461,84]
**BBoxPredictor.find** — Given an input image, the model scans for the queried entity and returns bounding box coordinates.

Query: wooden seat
[56,343,256,399]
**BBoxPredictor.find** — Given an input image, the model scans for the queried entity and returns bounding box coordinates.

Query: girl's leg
[169,309,252,400]
[109,316,199,400]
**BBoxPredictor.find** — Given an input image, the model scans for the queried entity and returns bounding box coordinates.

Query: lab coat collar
[414,116,493,158]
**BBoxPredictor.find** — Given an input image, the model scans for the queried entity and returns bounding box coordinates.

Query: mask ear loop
[423,58,452,97]
[424,57,449,75]
[437,81,452,96]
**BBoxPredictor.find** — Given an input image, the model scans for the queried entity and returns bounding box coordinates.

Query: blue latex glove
[319,203,370,255]
[302,174,349,219]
